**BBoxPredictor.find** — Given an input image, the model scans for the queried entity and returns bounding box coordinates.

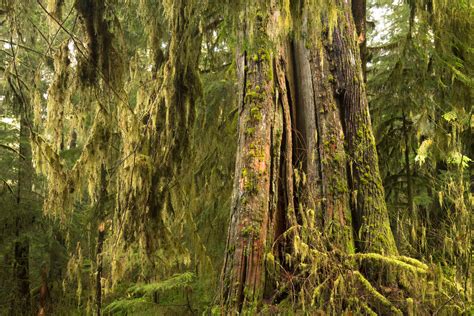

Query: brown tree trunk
[330,0,397,255]
[96,222,105,316]
[220,0,397,312]
[37,266,50,316]
[96,165,107,316]
[352,0,367,81]
[219,11,278,311]
[12,103,32,315]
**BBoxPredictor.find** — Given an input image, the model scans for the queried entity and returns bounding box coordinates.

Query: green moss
[245,90,261,101]
[242,167,258,194]
[328,74,335,83]
[250,106,263,121]
[334,151,345,163]
[258,49,270,62]
[245,127,256,136]
[352,253,428,275]
[336,180,348,194]
[353,271,403,315]
[242,224,259,237]
[242,168,248,178]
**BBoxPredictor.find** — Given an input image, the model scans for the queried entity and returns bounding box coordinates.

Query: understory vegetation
[0,0,472,315]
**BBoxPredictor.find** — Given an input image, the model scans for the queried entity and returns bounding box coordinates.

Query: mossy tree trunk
[220,0,398,312]
[329,0,397,255]
[12,102,33,315]
[219,6,278,312]
[143,0,202,249]
[95,165,108,316]
[352,0,367,81]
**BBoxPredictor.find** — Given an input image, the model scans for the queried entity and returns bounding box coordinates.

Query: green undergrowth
[256,225,470,315]
[104,272,215,315]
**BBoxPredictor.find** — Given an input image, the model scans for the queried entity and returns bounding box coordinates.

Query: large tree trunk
[220,0,397,312]
[219,12,278,312]
[330,1,397,255]
[352,0,367,80]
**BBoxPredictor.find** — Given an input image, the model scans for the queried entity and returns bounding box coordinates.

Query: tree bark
[96,222,105,316]
[352,0,367,81]
[220,0,398,311]
[96,166,107,316]
[12,102,33,315]
[37,266,50,316]
[219,11,278,311]
[330,0,397,255]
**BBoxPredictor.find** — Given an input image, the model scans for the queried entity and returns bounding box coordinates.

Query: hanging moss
[75,0,124,87]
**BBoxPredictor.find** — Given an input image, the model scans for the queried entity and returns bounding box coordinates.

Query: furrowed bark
[220,5,293,312]
[220,27,277,311]
[352,0,367,81]
[220,0,398,311]
[330,1,397,255]
[292,35,355,251]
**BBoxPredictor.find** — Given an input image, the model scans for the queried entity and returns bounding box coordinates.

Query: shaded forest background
[0,0,472,315]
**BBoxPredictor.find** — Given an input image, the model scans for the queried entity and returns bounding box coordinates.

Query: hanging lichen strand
[413,0,472,297]
[114,0,203,257]
[30,0,121,223]
[45,42,70,152]
[46,0,64,35]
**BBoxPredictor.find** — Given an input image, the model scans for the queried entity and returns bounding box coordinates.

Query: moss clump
[242,224,259,237]
[245,90,262,102]
[242,167,258,194]
[245,127,256,136]
[75,0,123,86]
[250,106,263,121]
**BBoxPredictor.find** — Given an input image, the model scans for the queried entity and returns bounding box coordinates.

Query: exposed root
[353,270,403,315]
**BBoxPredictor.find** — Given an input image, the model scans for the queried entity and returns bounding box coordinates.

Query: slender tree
[12,85,33,315]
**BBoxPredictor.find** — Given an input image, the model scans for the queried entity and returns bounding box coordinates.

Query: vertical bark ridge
[352,0,367,81]
[330,3,397,255]
[293,40,321,227]
[220,47,275,312]
[275,43,296,229]
[308,43,354,252]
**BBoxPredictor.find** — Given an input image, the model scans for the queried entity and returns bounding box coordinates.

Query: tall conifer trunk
[352,0,367,80]
[329,1,397,255]
[12,103,32,315]
[220,0,397,312]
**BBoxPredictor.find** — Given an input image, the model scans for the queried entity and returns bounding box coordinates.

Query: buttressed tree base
[0,0,471,315]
